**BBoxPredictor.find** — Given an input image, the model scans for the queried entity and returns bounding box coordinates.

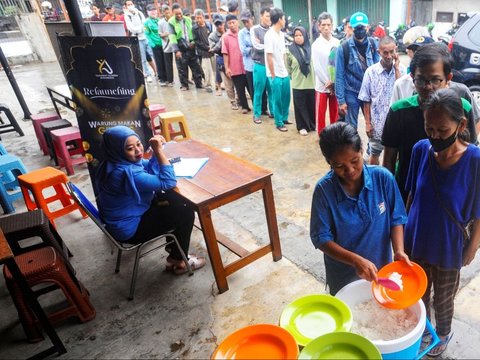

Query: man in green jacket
[169,2,203,90]
[145,5,167,85]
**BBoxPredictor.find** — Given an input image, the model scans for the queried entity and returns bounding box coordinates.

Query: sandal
[427,332,453,357]
[180,86,189,91]
[166,255,206,275]
[253,117,262,124]
[276,126,288,132]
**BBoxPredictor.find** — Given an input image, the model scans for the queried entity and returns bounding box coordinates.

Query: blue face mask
[354,26,367,40]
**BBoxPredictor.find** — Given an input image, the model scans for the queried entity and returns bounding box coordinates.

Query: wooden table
[0,229,66,359]
[164,140,282,293]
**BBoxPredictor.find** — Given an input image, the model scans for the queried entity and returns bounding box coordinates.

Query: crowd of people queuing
[88,2,480,357]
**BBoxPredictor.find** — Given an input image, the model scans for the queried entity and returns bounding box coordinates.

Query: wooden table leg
[197,207,229,293]
[262,177,282,261]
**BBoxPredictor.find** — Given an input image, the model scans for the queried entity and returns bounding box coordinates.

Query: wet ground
[0,61,479,359]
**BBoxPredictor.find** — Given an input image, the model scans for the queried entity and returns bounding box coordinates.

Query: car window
[467,17,480,48]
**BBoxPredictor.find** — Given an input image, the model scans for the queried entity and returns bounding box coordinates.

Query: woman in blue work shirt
[310,122,410,295]
[95,126,205,274]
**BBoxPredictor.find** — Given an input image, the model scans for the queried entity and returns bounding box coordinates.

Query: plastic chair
[41,119,72,165]
[50,126,86,175]
[159,111,191,142]
[0,104,25,138]
[0,142,17,189]
[30,112,60,155]
[149,103,166,132]
[18,167,86,227]
[0,154,28,214]
[66,182,193,300]
[3,246,95,343]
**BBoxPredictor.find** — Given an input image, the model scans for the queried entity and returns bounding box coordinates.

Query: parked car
[449,12,480,107]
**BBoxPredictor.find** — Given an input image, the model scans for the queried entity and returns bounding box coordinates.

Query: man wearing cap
[209,14,235,104]
[222,14,250,114]
[124,1,156,82]
[145,5,167,86]
[168,2,203,90]
[159,5,174,86]
[251,7,273,123]
[102,4,119,21]
[335,11,380,129]
[193,9,215,93]
[238,9,254,102]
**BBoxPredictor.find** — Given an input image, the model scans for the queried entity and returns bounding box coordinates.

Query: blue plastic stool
[0,142,16,187]
[0,154,27,214]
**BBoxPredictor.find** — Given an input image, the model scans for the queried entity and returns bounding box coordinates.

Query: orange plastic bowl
[211,324,299,359]
[372,261,427,309]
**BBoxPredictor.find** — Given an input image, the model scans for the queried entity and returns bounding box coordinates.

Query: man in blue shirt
[239,9,254,100]
[335,12,380,129]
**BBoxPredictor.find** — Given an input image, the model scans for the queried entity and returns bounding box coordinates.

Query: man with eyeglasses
[382,43,479,202]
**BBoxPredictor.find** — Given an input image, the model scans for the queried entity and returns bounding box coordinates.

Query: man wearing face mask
[382,44,479,203]
[335,12,380,129]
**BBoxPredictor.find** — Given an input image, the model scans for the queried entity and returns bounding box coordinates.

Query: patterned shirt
[358,62,406,140]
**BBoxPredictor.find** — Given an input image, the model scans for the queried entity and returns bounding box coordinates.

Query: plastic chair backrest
[0,143,8,155]
[68,182,100,220]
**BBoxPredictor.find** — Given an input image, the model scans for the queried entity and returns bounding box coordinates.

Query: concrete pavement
[0,61,479,359]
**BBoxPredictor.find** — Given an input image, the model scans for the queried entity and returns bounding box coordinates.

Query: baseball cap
[146,4,156,11]
[225,14,237,23]
[240,9,252,21]
[406,36,435,50]
[213,14,224,25]
[105,3,113,9]
[219,5,228,12]
[350,12,369,28]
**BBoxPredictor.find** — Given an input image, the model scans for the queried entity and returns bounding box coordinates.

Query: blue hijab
[95,126,144,203]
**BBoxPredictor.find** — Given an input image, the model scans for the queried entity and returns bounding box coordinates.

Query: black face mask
[428,124,459,152]
[354,26,367,40]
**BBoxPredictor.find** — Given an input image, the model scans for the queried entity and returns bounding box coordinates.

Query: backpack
[342,37,377,78]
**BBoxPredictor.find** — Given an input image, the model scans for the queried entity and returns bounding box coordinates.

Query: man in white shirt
[311,12,339,134]
[264,8,291,132]
[124,0,155,82]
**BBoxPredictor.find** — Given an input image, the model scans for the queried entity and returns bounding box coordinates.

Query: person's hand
[189,41,195,49]
[339,103,348,117]
[463,243,478,266]
[175,51,182,59]
[226,68,232,78]
[325,80,333,90]
[365,121,373,138]
[149,135,166,153]
[394,250,412,266]
[353,256,378,282]
[393,52,400,69]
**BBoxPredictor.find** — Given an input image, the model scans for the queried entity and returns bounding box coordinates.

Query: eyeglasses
[412,78,445,87]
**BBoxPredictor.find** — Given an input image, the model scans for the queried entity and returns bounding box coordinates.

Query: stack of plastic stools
[3,246,95,343]
[18,167,86,227]
[0,142,16,187]
[41,119,72,165]
[159,110,192,142]
[149,103,167,133]
[0,154,27,214]
[51,126,86,175]
[30,112,60,155]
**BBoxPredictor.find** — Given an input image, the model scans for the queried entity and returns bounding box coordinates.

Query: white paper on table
[173,157,209,178]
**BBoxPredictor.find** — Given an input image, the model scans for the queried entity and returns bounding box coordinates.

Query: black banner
[57,36,153,190]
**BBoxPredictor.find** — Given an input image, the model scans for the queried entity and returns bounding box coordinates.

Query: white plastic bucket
[335,280,439,359]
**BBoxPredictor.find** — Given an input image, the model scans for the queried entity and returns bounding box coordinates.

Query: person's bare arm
[266,53,275,79]
[319,241,378,282]
[464,219,480,266]
[382,146,398,174]
[391,224,411,265]
[224,53,231,78]
[363,102,372,138]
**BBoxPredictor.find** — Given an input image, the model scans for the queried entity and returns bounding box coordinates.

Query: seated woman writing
[95,125,205,274]
[310,122,410,295]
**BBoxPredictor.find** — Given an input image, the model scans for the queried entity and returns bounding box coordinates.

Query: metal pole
[307,0,313,41]
[0,47,31,119]
[63,0,87,36]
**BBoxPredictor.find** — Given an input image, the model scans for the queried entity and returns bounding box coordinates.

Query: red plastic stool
[30,113,60,155]
[18,167,86,227]
[3,246,95,342]
[149,103,167,133]
[51,127,86,176]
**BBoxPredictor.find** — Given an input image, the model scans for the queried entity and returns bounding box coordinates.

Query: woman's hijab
[95,126,144,203]
[288,26,311,77]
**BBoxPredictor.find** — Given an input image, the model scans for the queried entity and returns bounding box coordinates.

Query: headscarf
[288,26,311,77]
[95,126,144,203]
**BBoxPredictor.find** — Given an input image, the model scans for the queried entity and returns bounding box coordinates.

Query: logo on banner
[96,59,117,79]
